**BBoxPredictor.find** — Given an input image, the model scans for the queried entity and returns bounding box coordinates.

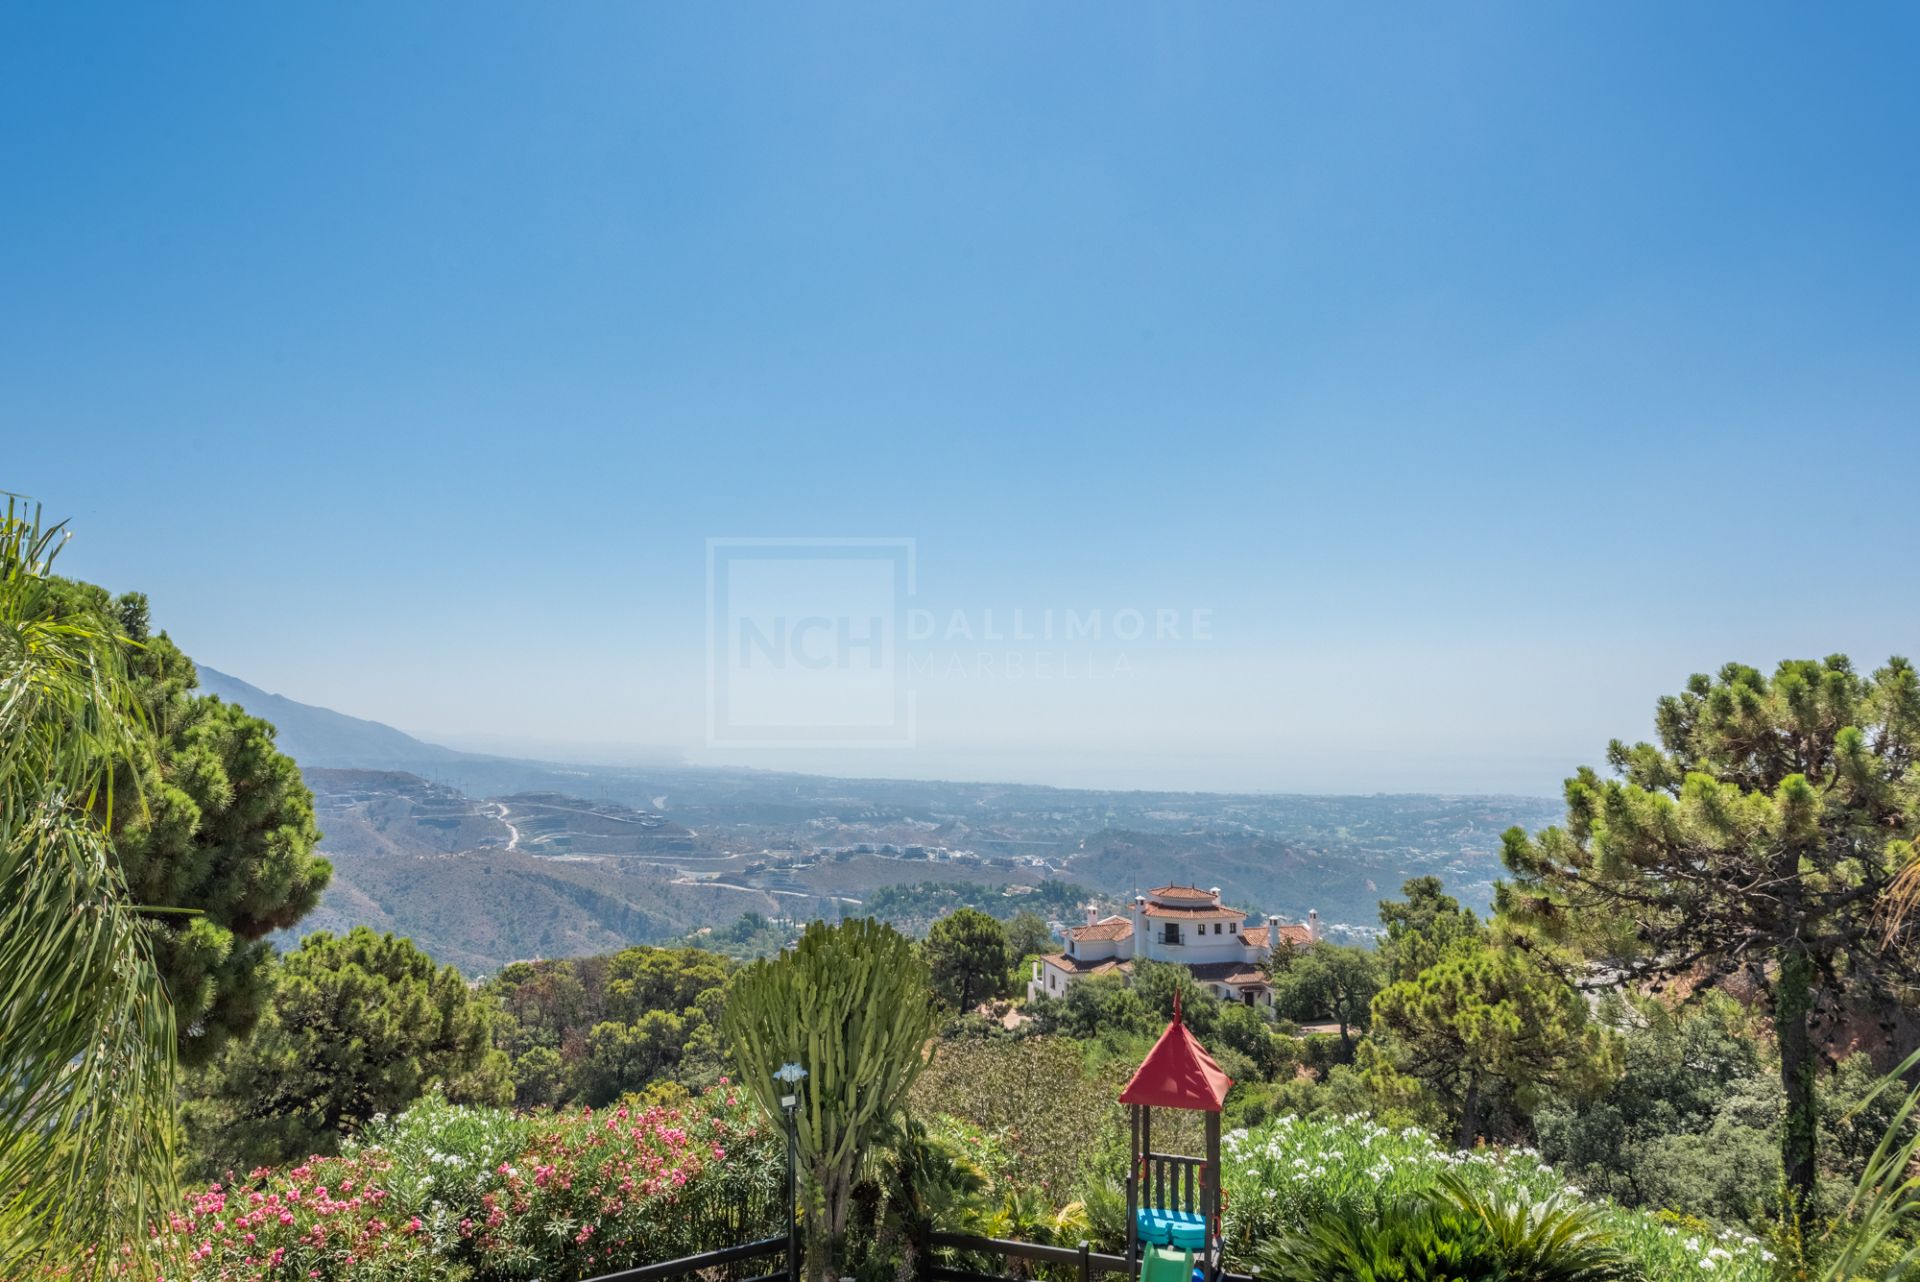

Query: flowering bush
[1222,1114,1772,1282]
[464,1087,782,1278]
[153,1152,445,1282]
[66,1084,781,1282]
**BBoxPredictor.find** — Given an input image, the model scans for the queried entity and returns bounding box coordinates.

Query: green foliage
[925,907,1014,1011]
[683,910,799,958]
[1259,1170,1641,1282]
[723,918,937,1282]
[1253,1190,1511,1282]
[1819,1047,1920,1282]
[1004,910,1058,964]
[1131,958,1221,1037]
[1268,942,1384,1052]
[1223,1113,1770,1282]
[50,577,329,1065]
[125,1086,782,1282]
[1029,973,1155,1044]
[1499,655,1920,1211]
[352,1091,539,1211]
[910,1035,1132,1202]
[577,1012,694,1105]
[0,499,177,1278]
[1535,994,1781,1222]
[1436,1177,1634,1282]
[191,926,511,1171]
[1369,932,1620,1148]
[485,944,736,1106]
[838,1116,998,1282]
[1378,877,1483,983]
[1213,1001,1297,1082]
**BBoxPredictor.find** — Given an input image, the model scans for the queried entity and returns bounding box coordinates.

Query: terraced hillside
[495,791,695,857]
[305,768,508,856]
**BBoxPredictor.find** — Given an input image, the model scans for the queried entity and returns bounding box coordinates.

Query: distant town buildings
[1027,884,1317,1008]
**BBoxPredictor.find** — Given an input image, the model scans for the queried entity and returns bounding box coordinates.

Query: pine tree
[923,906,1012,1011]
[193,927,510,1170]
[1370,937,1620,1147]
[1500,656,1920,1213]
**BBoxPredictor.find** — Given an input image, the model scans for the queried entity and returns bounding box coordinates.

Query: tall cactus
[723,918,936,1281]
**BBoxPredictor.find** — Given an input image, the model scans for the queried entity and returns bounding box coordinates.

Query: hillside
[304,768,510,857]
[281,848,785,974]
[206,670,1561,950]
[198,667,476,770]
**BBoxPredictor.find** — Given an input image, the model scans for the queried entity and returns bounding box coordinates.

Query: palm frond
[1821,1046,1920,1282]
[0,495,178,1278]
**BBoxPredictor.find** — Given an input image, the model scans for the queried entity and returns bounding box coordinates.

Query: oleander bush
[60,1084,781,1282]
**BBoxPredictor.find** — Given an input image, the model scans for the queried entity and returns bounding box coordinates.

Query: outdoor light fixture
[774,1062,807,1282]
[774,1061,807,1109]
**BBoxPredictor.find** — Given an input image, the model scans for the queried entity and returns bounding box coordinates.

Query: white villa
[1028,884,1317,1008]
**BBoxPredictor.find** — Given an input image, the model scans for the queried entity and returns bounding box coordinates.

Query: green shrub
[1253,1192,1505,1282]
[1223,1113,1771,1282]
[1253,1178,1632,1282]
[349,1093,538,1223]
[910,1036,1136,1200]
[91,1084,782,1282]
[1437,1176,1632,1282]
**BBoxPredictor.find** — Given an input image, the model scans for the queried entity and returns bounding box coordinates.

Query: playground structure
[1121,995,1231,1282]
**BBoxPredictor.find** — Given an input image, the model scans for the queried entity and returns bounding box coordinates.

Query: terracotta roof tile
[1143,903,1247,920]
[1068,920,1134,942]
[1040,952,1125,976]
[1242,923,1312,948]
[1147,885,1216,903]
[1186,961,1271,986]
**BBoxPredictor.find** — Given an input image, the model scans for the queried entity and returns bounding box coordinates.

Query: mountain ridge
[195,666,479,770]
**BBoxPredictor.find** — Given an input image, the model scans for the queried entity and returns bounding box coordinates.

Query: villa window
[1213,922,1222,934]
[1229,922,1237,933]
[1162,922,1181,946]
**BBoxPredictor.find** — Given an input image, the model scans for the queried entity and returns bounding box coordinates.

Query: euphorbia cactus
[722,918,936,1282]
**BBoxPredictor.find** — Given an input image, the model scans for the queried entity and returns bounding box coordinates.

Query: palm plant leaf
[0,496,178,1278]
[1436,1174,1633,1282]
[1821,1045,1920,1282]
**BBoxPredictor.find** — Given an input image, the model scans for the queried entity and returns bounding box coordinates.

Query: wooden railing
[581,1234,789,1282]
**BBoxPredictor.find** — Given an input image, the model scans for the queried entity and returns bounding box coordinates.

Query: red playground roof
[1118,1000,1233,1113]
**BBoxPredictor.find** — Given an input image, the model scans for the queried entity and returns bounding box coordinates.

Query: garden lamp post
[774,1062,808,1282]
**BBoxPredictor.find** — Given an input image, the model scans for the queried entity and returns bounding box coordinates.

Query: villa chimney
[1307,908,1319,942]
[1208,886,1222,904]
[1086,904,1099,927]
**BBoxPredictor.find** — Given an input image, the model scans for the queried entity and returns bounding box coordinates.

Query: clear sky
[6,4,1918,795]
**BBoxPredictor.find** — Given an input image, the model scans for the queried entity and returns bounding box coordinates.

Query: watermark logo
[706,538,916,746]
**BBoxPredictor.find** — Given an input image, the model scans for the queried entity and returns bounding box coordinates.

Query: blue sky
[5,4,1918,794]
